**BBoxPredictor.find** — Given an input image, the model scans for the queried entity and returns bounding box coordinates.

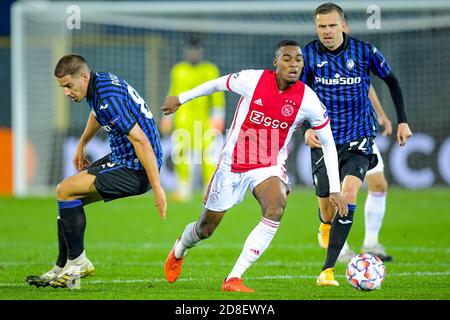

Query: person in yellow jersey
[160,38,226,202]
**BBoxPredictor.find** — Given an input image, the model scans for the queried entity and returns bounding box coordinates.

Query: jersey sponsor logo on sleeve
[99,104,109,110]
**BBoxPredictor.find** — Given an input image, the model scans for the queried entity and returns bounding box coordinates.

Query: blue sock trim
[58,199,83,209]
[348,204,356,211]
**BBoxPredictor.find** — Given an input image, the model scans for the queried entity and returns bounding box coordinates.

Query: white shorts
[204,165,290,212]
[367,142,384,176]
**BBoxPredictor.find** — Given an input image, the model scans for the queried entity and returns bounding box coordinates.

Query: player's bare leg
[27,171,98,288]
[164,208,226,283]
[363,172,392,261]
[222,177,287,292]
[317,196,335,248]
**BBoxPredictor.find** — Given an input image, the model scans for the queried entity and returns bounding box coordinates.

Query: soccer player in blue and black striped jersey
[26,54,167,288]
[300,3,413,286]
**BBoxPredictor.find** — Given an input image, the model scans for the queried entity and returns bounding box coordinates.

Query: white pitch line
[1,271,449,287]
[2,261,450,267]
[1,242,449,253]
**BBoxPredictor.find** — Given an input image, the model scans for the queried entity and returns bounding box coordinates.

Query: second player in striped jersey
[26,54,166,288]
[300,2,412,287]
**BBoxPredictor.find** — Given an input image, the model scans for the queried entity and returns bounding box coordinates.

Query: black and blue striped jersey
[300,34,392,145]
[86,72,163,171]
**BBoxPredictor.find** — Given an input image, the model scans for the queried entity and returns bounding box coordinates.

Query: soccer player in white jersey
[162,40,347,292]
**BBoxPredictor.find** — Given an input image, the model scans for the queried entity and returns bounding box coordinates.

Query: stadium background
[0,0,449,303]
[1,0,450,195]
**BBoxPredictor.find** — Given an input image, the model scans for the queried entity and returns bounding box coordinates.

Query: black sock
[58,200,86,260]
[55,218,68,267]
[322,204,356,270]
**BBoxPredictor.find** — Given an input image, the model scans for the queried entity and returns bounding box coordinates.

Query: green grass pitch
[1,188,449,300]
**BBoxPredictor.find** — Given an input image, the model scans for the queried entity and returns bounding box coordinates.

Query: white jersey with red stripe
[179,68,340,194]
[221,69,329,172]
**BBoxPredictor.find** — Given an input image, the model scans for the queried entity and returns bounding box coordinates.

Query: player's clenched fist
[161,96,182,115]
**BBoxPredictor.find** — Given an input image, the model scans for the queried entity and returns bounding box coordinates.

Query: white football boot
[50,251,95,288]
[26,265,64,287]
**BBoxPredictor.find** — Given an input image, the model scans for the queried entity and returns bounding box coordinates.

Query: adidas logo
[253,98,263,106]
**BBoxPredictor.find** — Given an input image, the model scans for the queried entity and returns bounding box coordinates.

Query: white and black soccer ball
[346,253,386,291]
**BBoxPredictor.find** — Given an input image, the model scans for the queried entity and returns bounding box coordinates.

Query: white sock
[174,222,201,259]
[342,241,350,252]
[363,191,387,247]
[226,217,279,281]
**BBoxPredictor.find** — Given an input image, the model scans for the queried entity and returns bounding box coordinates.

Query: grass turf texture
[0,188,449,300]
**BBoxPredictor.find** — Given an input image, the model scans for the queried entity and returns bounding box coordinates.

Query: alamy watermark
[366,5,381,30]
[66,5,81,30]
[170,121,281,166]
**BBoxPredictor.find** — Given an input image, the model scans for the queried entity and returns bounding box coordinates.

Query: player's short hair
[275,40,301,58]
[54,54,90,78]
[314,2,346,21]
[187,37,202,49]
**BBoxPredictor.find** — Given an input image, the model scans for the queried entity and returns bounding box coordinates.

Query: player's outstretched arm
[74,111,101,171]
[162,74,232,116]
[127,123,167,219]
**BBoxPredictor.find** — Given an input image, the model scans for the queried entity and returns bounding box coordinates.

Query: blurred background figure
[160,38,226,202]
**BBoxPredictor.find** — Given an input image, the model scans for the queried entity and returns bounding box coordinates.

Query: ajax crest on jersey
[346,253,386,291]
[281,103,294,117]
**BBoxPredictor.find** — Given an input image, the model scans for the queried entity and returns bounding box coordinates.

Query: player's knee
[369,178,388,193]
[56,181,69,200]
[56,180,75,201]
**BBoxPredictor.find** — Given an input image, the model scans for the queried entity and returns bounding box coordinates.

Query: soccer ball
[346,253,386,291]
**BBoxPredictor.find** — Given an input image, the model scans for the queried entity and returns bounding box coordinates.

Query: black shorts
[311,137,378,197]
[87,154,150,202]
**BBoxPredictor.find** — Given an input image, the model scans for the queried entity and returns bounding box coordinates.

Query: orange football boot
[318,223,331,248]
[222,277,255,292]
[164,238,184,283]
